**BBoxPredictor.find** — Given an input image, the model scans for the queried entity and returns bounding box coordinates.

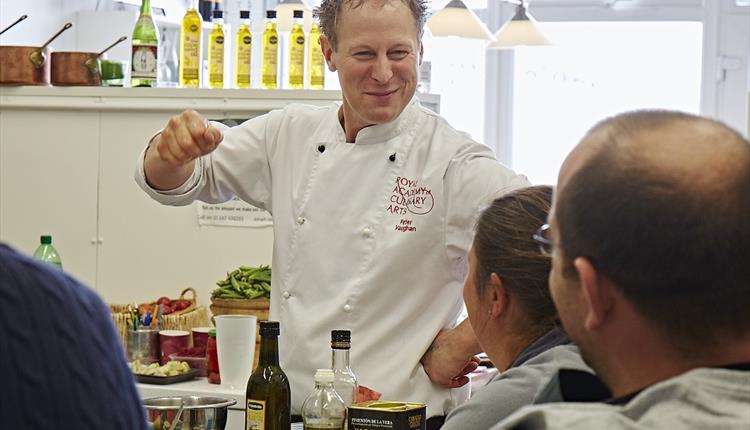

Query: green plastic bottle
[33,235,63,270]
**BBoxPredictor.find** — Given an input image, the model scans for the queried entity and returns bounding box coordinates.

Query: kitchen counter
[137,378,306,430]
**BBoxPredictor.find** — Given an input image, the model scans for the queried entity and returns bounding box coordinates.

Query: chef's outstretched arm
[421,319,481,388]
[144,109,224,191]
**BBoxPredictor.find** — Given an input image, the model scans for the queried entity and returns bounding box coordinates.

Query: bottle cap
[40,235,52,245]
[314,368,335,383]
[260,320,280,336]
[213,9,223,19]
[293,10,303,19]
[266,10,277,19]
[240,10,250,19]
[208,328,216,337]
[331,330,351,349]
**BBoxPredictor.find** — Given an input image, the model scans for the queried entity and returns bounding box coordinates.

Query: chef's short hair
[315,0,427,50]
[556,110,750,355]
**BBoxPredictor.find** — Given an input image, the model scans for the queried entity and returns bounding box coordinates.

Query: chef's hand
[421,320,482,388]
[144,109,224,190]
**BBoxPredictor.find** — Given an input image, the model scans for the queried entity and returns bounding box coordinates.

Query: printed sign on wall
[197,196,272,227]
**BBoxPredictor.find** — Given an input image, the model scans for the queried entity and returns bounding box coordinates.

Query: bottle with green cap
[33,235,62,269]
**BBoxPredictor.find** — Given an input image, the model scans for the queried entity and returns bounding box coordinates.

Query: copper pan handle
[0,14,28,36]
[30,22,73,68]
[85,36,128,72]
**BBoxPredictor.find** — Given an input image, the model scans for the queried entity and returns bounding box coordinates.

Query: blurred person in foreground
[441,185,591,430]
[496,110,750,429]
[0,243,148,430]
[134,0,528,424]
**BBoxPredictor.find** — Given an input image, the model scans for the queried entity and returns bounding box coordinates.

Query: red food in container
[207,328,220,384]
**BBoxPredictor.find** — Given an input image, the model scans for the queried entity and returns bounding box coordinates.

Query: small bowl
[143,396,237,430]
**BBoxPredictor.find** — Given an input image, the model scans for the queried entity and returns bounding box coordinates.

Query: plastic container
[207,328,220,384]
[301,369,346,430]
[33,235,62,269]
[169,353,208,377]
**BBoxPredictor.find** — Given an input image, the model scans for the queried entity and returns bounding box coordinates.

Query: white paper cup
[214,315,257,389]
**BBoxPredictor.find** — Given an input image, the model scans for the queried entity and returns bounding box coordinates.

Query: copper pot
[0,22,72,86]
[50,36,127,87]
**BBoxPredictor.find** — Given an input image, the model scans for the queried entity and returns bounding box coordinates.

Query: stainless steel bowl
[143,396,237,430]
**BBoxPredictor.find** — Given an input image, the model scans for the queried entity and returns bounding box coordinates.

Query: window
[511,22,703,185]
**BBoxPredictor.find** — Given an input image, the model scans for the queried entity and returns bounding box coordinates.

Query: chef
[134,0,529,426]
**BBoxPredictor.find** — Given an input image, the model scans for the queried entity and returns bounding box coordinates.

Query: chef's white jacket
[135,98,530,417]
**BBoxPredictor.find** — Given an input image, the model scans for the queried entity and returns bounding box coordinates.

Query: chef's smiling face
[322,0,422,136]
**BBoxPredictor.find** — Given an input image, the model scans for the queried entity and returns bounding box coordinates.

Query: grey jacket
[494,366,750,429]
[442,329,590,430]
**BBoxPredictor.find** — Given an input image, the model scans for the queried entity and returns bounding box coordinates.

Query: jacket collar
[330,96,421,145]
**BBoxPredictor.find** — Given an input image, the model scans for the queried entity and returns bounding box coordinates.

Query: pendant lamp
[426,0,494,40]
[488,0,550,49]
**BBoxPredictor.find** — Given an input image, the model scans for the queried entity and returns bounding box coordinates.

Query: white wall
[0,0,98,51]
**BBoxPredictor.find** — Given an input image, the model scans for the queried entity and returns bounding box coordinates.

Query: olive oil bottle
[308,13,324,90]
[246,321,291,430]
[131,0,158,87]
[288,10,305,89]
[261,10,279,89]
[235,10,252,88]
[207,9,225,88]
[179,0,202,87]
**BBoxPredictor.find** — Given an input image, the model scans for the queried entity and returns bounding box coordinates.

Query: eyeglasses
[532,224,554,257]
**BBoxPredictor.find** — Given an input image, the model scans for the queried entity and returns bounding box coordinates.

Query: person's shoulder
[492,402,624,430]
[276,102,337,120]
[413,103,476,145]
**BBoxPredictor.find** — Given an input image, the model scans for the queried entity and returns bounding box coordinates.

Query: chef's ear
[320,35,337,72]
[418,42,424,66]
[487,273,508,319]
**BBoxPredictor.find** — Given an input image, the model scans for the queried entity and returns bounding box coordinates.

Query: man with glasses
[497,110,750,429]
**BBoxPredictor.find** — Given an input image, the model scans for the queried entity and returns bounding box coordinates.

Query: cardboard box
[348,401,426,430]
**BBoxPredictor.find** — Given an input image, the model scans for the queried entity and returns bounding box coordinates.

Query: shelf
[0,86,440,114]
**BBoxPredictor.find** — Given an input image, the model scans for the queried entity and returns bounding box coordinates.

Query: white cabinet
[0,87,440,305]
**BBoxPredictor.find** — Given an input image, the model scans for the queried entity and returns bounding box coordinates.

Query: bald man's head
[554,110,750,355]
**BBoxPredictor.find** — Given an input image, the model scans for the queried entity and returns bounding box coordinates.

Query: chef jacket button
[343,304,352,312]
[296,217,305,225]
[362,227,372,237]
[283,291,291,299]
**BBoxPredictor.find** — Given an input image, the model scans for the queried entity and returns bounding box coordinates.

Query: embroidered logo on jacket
[387,176,434,232]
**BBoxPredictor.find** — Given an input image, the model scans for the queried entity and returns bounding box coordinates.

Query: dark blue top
[0,243,148,429]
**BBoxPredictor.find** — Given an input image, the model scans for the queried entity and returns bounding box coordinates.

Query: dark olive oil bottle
[246,321,291,430]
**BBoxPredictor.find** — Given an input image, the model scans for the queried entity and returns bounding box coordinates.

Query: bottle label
[182,32,201,81]
[131,45,157,79]
[246,399,266,430]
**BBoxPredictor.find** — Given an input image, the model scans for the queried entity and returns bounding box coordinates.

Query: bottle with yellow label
[207,9,225,88]
[179,0,202,87]
[288,10,305,89]
[308,13,325,90]
[235,10,252,88]
[261,10,279,89]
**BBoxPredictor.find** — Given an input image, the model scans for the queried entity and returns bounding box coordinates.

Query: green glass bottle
[131,0,159,87]
[33,235,62,270]
[246,321,291,430]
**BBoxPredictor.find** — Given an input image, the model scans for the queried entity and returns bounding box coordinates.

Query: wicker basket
[110,288,210,351]
[210,297,270,368]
